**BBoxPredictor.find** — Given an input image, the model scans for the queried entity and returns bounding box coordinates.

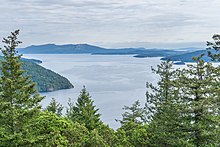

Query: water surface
[24,54,162,129]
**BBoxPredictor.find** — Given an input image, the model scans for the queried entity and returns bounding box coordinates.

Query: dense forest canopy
[22,61,73,92]
[0,30,220,146]
[0,54,73,92]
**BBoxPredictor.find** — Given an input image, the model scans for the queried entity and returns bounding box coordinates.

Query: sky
[1,0,220,48]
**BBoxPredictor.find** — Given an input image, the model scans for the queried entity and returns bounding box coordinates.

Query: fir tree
[145,60,184,146]
[117,100,146,126]
[45,98,64,116]
[0,30,44,146]
[145,60,176,121]
[176,56,220,146]
[207,34,220,61]
[67,86,101,130]
[117,101,150,146]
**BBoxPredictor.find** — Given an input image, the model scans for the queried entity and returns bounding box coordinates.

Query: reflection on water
[23,54,162,129]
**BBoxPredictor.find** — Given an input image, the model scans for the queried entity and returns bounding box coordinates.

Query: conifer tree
[147,58,220,146]
[0,30,44,146]
[176,56,220,146]
[145,60,176,121]
[45,98,64,116]
[207,34,220,61]
[145,60,184,146]
[117,101,150,146]
[117,100,146,126]
[67,86,101,130]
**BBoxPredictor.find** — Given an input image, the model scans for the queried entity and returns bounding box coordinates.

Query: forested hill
[22,61,74,92]
[18,43,190,57]
[0,56,73,92]
[161,50,211,62]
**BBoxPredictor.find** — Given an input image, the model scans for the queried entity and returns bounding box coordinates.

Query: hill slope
[161,50,210,62]
[0,56,73,92]
[22,61,74,92]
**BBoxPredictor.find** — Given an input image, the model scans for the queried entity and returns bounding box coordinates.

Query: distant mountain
[18,44,190,57]
[173,47,204,52]
[19,44,107,54]
[161,50,211,62]
[19,44,211,63]
[133,49,187,58]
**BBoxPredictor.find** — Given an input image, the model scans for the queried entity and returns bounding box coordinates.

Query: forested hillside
[22,61,73,92]
[0,56,73,92]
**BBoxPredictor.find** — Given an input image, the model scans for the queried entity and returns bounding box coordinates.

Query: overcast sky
[1,0,220,48]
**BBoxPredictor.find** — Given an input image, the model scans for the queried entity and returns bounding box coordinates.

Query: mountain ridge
[19,43,211,63]
[18,43,192,57]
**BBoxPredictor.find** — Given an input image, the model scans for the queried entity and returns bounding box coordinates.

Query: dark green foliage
[117,100,147,125]
[146,56,220,146]
[22,61,73,92]
[116,101,150,146]
[145,60,176,121]
[45,98,64,116]
[26,111,89,146]
[207,34,220,61]
[96,124,118,146]
[67,86,102,131]
[115,129,133,147]
[0,30,44,146]
[116,122,150,147]
[145,60,184,146]
[147,98,186,146]
[0,56,73,92]
[175,56,220,146]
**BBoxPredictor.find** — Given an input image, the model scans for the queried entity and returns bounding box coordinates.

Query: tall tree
[145,60,176,121]
[145,60,184,146]
[147,57,220,146]
[0,30,44,146]
[207,34,220,61]
[45,98,64,116]
[176,56,220,146]
[116,100,150,146]
[116,100,146,126]
[66,86,101,130]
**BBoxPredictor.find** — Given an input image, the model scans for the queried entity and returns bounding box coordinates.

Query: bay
[23,54,163,129]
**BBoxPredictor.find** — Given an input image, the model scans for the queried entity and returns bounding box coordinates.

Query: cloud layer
[1,0,220,47]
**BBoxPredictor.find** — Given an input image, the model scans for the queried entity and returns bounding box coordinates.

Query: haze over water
[24,54,163,129]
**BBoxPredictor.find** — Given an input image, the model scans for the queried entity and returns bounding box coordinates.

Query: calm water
[23,54,163,129]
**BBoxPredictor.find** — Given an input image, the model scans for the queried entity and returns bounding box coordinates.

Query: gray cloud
[0,0,220,47]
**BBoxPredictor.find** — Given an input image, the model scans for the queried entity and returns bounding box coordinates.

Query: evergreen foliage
[26,111,89,146]
[116,100,147,126]
[175,56,220,146]
[22,61,74,92]
[116,101,150,146]
[67,86,102,131]
[45,98,64,116]
[0,30,44,146]
[145,60,184,146]
[207,34,220,61]
[145,60,176,120]
[0,55,74,92]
